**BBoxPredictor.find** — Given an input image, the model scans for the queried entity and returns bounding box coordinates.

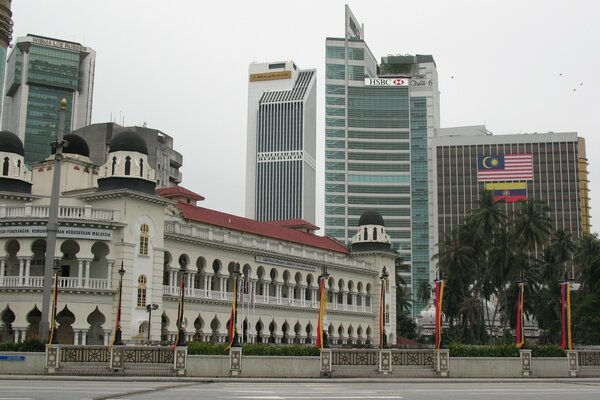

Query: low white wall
[241,356,319,378]
[186,355,229,377]
[450,357,522,378]
[0,352,45,375]
[531,357,570,378]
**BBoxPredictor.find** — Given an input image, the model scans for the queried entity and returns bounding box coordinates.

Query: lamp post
[380,268,389,349]
[146,303,158,343]
[48,259,61,344]
[175,266,188,347]
[113,262,125,346]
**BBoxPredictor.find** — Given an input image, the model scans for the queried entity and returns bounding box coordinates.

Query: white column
[81,330,87,345]
[18,258,24,286]
[103,331,109,346]
[204,274,211,298]
[263,282,269,302]
[107,261,114,289]
[0,258,5,285]
[341,290,347,310]
[300,286,306,307]
[24,258,31,286]
[220,277,226,299]
[84,259,91,288]
[77,259,84,287]
[352,293,357,311]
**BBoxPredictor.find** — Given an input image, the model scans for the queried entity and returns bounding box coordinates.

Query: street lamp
[48,259,61,344]
[175,266,188,347]
[146,303,158,343]
[113,261,125,346]
[380,268,389,349]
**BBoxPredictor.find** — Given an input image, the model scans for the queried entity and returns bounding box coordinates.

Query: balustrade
[0,204,119,222]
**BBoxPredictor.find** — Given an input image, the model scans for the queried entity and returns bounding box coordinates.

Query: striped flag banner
[316,276,328,349]
[434,279,445,350]
[225,274,238,351]
[477,154,533,182]
[173,274,185,347]
[516,282,526,349]
[379,280,385,349]
[485,182,528,203]
[560,282,573,351]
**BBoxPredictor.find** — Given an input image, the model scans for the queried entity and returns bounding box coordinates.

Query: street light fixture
[146,303,158,343]
[175,266,188,347]
[113,261,125,346]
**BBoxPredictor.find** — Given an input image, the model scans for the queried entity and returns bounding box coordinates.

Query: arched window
[373,227,378,241]
[139,159,144,177]
[2,157,8,176]
[137,275,147,307]
[16,160,21,175]
[125,156,131,175]
[139,224,149,255]
[363,227,368,240]
[111,157,117,175]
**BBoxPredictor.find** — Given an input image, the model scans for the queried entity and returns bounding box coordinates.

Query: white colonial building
[0,130,398,346]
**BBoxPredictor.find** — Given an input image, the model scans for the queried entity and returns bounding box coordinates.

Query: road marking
[228,397,403,399]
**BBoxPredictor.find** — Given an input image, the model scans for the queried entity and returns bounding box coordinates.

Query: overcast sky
[12,0,600,234]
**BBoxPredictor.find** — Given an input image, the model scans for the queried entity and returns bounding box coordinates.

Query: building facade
[1,34,95,165]
[324,6,440,316]
[433,128,591,248]
[0,0,12,116]
[73,122,183,188]
[0,130,396,346]
[245,61,317,224]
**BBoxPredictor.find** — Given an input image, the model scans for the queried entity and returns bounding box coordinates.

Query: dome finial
[60,98,68,110]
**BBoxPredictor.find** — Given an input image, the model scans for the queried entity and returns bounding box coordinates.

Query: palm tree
[574,233,600,287]
[469,190,507,239]
[512,198,553,253]
[417,280,432,304]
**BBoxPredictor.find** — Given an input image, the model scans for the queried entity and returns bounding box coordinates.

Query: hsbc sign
[364,78,408,87]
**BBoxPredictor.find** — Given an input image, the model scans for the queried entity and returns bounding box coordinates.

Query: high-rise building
[245,60,317,223]
[2,34,95,165]
[0,0,12,116]
[73,122,183,188]
[433,128,591,248]
[324,6,440,316]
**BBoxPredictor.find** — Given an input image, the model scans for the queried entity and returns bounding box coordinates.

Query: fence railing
[60,346,111,363]
[58,345,174,364]
[579,351,600,367]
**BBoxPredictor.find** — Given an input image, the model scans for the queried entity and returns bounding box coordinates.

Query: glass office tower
[0,0,12,117]
[324,6,440,316]
[2,34,95,165]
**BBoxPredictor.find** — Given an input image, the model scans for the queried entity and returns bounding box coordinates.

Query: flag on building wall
[316,276,328,349]
[225,274,239,350]
[477,154,533,181]
[560,282,573,351]
[434,279,445,350]
[485,182,528,203]
[516,282,526,349]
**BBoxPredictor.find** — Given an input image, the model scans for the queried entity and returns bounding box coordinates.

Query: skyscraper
[2,34,95,165]
[245,60,317,223]
[0,0,13,115]
[324,6,440,316]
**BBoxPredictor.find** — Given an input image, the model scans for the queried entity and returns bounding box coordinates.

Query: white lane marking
[227,397,403,399]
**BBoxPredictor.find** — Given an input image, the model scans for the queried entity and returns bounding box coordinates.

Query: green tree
[416,280,432,304]
[512,198,553,252]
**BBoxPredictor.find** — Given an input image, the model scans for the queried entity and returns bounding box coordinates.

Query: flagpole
[379,268,389,349]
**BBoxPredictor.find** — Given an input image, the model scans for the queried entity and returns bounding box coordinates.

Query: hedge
[0,339,45,352]
[187,342,319,356]
[449,343,566,357]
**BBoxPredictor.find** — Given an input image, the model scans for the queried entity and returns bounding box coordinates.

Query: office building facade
[324,6,440,316]
[0,0,12,116]
[433,129,591,248]
[245,61,317,224]
[74,122,183,188]
[2,34,95,164]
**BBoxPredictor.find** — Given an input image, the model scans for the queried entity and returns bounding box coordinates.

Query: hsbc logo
[364,78,409,87]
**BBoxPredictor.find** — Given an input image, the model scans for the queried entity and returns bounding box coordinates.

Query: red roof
[155,186,205,201]
[268,218,320,231]
[174,203,348,254]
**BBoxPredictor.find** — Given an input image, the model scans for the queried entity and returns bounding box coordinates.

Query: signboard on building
[364,78,409,87]
[0,226,113,241]
[255,255,317,272]
[249,71,292,82]
[31,36,86,52]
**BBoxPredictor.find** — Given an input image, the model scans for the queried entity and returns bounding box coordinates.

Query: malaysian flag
[477,154,533,182]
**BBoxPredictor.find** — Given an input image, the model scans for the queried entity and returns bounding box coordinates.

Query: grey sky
[12,0,600,233]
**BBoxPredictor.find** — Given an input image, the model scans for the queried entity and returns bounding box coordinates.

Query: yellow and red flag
[434,279,445,350]
[515,282,526,349]
[560,281,573,351]
[225,275,239,350]
[316,276,327,349]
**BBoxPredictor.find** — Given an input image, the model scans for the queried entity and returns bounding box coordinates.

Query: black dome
[358,210,385,227]
[110,130,148,154]
[52,134,90,157]
[0,131,24,156]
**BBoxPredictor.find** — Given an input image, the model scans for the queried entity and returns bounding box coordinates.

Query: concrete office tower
[0,0,12,117]
[73,122,183,188]
[433,128,591,249]
[2,34,95,165]
[245,60,317,224]
[324,5,440,316]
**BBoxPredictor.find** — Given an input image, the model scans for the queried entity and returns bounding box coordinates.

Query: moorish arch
[25,306,41,340]
[255,319,264,343]
[86,306,106,345]
[210,315,220,343]
[56,305,76,344]
[0,306,15,343]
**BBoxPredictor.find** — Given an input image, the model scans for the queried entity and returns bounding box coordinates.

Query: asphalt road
[1,379,600,400]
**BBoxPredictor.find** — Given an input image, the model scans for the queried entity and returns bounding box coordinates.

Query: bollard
[229,346,242,376]
[567,351,578,378]
[379,350,392,374]
[436,349,449,377]
[520,349,532,377]
[174,346,187,376]
[320,348,332,377]
[45,344,59,374]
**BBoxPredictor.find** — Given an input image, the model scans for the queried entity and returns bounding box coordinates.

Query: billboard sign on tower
[364,78,409,87]
[345,5,363,40]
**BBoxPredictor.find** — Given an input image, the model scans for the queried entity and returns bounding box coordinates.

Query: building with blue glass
[1,34,95,165]
[324,6,440,316]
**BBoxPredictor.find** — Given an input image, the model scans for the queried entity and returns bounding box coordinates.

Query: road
[0,379,600,400]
